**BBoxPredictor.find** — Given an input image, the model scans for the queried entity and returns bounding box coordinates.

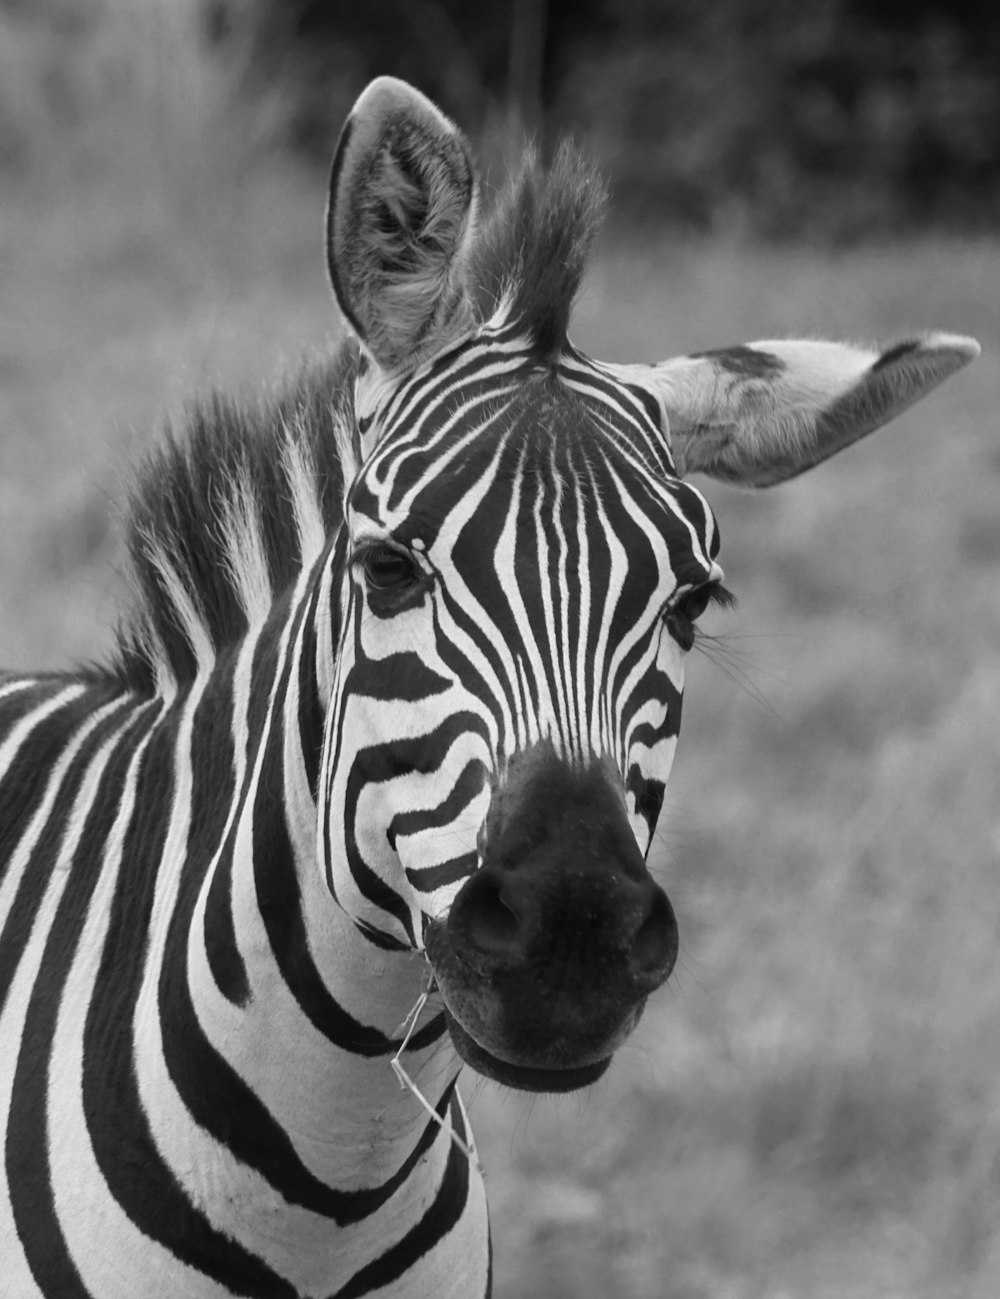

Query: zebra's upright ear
[327,77,478,372]
[643,333,980,487]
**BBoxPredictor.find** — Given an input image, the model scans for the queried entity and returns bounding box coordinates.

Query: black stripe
[405,850,479,893]
[387,758,488,849]
[352,650,452,704]
[201,819,249,1006]
[428,582,515,759]
[627,768,665,842]
[203,624,286,1009]
[296,572,327,800]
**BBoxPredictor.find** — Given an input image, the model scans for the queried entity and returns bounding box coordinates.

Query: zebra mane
[112,342,361,692]
[468,142,607,360]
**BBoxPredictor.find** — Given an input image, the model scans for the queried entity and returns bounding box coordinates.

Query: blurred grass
[2,4,999,1297]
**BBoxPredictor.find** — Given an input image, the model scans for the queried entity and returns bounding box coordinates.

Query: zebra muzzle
[424,747,678,1092]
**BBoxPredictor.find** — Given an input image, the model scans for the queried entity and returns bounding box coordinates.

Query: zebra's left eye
[672,584,715,623]
[664,582,735,650]
[359,546,418,591]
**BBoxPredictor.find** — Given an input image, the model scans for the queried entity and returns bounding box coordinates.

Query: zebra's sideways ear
[647,333,980,487]
[327,77,478,372]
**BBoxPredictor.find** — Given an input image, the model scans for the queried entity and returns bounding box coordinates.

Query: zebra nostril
[629,886,678,985]
[454,871,522,956]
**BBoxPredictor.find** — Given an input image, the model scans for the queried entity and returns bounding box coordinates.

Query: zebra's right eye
[359,546,418,592]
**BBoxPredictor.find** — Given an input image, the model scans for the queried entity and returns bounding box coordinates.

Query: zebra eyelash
[663,581,737,651]
[668,581,737,619]
[349,537,410,565]
[701,582,738,612]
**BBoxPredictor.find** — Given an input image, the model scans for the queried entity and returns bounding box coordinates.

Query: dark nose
[446,750,678,995]
[448,858,677,991]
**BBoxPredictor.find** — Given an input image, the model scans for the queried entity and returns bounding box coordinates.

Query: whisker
[391,973,484,1174]
[692,629,785,716]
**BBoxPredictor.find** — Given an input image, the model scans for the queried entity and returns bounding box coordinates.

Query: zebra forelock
[467,142,607,362]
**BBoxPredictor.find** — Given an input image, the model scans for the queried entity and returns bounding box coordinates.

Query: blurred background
[1,1,998,1295]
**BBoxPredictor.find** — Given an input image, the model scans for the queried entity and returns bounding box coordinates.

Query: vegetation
[2,3,998,1296]
[228,0,1000,237]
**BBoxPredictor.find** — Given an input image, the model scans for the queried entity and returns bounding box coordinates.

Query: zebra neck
[171,584,461,1202]
[0,662,475,1299]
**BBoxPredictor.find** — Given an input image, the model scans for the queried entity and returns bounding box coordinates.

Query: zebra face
[320,348,725,1089]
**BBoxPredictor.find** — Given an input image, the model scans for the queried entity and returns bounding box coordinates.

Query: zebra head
[320,78,979,1092]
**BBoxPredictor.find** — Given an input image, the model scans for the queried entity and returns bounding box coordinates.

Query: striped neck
[163,552,462,1234]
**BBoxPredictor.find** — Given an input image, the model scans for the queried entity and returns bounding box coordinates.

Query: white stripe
[533,458,573,751]
[314,558,339,709]
[582,458,629,757]
[220,477,274,626]
[141,539,215,672]
[0,683,85,775]
[573,472,594,759]
[282,426,329,567]
[0,676,38,706]
[488,445,557,748]
[552,451,581,757]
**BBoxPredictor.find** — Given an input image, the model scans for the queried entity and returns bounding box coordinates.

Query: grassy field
[2,8,999,1297]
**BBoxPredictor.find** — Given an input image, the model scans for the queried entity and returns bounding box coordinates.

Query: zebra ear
[647,333,980,487]
[326,77,478,372]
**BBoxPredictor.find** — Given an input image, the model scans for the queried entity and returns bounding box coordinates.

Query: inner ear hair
[326,77,478,373]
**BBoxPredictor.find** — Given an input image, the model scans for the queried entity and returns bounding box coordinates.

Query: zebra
[0,76,978,1299]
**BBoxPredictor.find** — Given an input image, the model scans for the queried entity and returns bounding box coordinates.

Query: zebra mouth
[442,1008,612,1094]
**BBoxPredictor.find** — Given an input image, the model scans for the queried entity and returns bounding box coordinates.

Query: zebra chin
[439,1004,617,1093]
